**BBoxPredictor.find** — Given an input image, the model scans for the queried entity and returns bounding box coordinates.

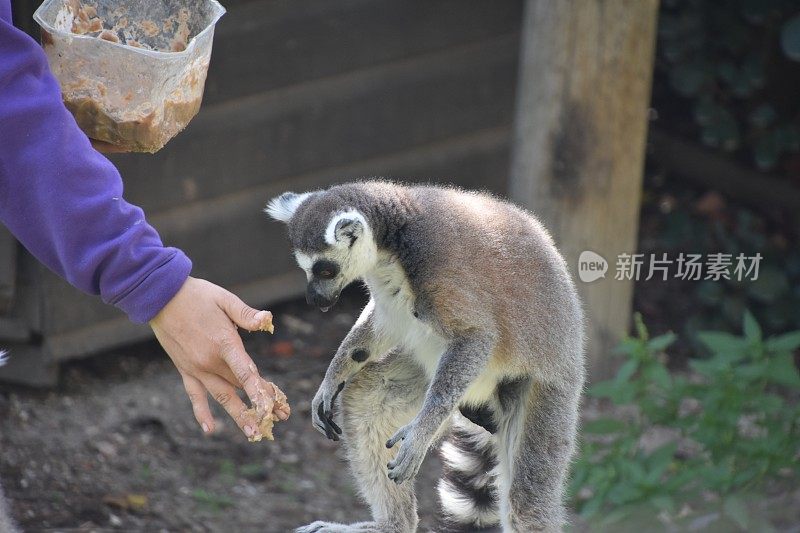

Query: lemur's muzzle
[306,284,339,312]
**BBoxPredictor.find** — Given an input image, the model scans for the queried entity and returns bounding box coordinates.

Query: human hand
[149,277,289,440]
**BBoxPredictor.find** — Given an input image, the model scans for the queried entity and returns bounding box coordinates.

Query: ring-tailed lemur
[267,181,585,533]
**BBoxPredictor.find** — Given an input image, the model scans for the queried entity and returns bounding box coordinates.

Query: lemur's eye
[313,260,339,280]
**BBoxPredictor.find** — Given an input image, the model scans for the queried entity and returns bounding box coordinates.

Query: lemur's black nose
[306,284,337,309]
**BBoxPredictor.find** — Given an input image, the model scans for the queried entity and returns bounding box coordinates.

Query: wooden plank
[113,35,519,215]
[0,343,57,387]
[0,227,15,315]
[41,126,510,338]
[204,0,523,104]
[45,272,306,361]
[509,0,659,380]
[0,318,30,343]
[0,254,50,385]
[649,128,800,212]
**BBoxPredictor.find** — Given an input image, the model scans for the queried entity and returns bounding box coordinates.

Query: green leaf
[716,61,737,84]
[607,482,643,505]
[781,14,800,62]
[748,104,776,127]
[742,310,762,345]
[697,331,749,359]
[747,267,790,303]
[650,495,675,512]
[741,54,765,91]
[701,106,740,151]
[597,506,636,527]
[587,380,619,398]
[764,353,800,388]
[742,0,776,24]
[670,62,707,97]
[643,363,672,389]
[579,494,604,518]
[647,332,677,353]
[583,418,627,435]
[765,331,800,353]
[615,359,639,384]
[696,280,725,306]
[723,494,749,530]
[645,443,677,484]
[754,131,782,171]
[776,124,800,152]
[694,97,720,126]
[690,357,726,377]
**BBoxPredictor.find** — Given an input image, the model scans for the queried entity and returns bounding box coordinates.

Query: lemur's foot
[295,521,396,533]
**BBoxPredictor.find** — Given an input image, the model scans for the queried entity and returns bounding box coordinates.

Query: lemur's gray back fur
[269,180,585,533]
[285,181,583,382]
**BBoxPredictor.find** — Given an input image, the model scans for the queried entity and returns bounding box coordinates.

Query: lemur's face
[265,191,378,312]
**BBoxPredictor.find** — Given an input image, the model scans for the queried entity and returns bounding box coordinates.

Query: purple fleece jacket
[0,1,192,323]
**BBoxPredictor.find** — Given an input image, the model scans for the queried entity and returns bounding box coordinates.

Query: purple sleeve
[0,8,192,323]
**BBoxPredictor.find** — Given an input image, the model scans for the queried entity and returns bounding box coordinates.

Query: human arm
[0,8,285,439]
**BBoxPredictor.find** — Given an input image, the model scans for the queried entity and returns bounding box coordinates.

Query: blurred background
[1,0,799,531]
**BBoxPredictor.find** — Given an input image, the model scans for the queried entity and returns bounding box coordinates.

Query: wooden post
[0,227,15,315]
[509,0,659,380]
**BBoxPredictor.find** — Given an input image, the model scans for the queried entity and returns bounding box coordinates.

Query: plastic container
[34,0,225,153]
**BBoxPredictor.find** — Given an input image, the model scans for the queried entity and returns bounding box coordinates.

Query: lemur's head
[266,189,378,311]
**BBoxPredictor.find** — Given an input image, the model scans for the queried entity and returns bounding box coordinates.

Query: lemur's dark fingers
[326,416,342,435]
[330,381,346,404]
[316,404,336,440]
[314,422,329,437]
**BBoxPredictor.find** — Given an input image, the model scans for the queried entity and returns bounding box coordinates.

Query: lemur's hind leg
[296,351,428,533]
[495,378,581,533]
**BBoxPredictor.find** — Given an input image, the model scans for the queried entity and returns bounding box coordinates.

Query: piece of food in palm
[244,379,290,442]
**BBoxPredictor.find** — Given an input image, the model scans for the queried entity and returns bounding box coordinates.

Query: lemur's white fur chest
[364,254,500,405]
[365,255,446,379]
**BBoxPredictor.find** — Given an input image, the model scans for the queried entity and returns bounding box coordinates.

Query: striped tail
[437,413,500,531]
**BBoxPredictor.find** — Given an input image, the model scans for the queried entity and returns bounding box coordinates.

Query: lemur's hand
[311,380,345,441]
[386,422,428,484]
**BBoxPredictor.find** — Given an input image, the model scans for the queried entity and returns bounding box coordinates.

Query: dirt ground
[0,287,450,532]
[2,259,797,532]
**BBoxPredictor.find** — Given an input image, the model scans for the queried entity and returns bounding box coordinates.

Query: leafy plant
[657,0,800,171]
[571,313,800,530]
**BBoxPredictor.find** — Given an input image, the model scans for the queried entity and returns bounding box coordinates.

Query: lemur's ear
[325,210,366,247]
[265,191,313,222]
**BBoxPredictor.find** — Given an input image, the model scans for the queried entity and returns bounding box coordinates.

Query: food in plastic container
[33,0,225,153]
